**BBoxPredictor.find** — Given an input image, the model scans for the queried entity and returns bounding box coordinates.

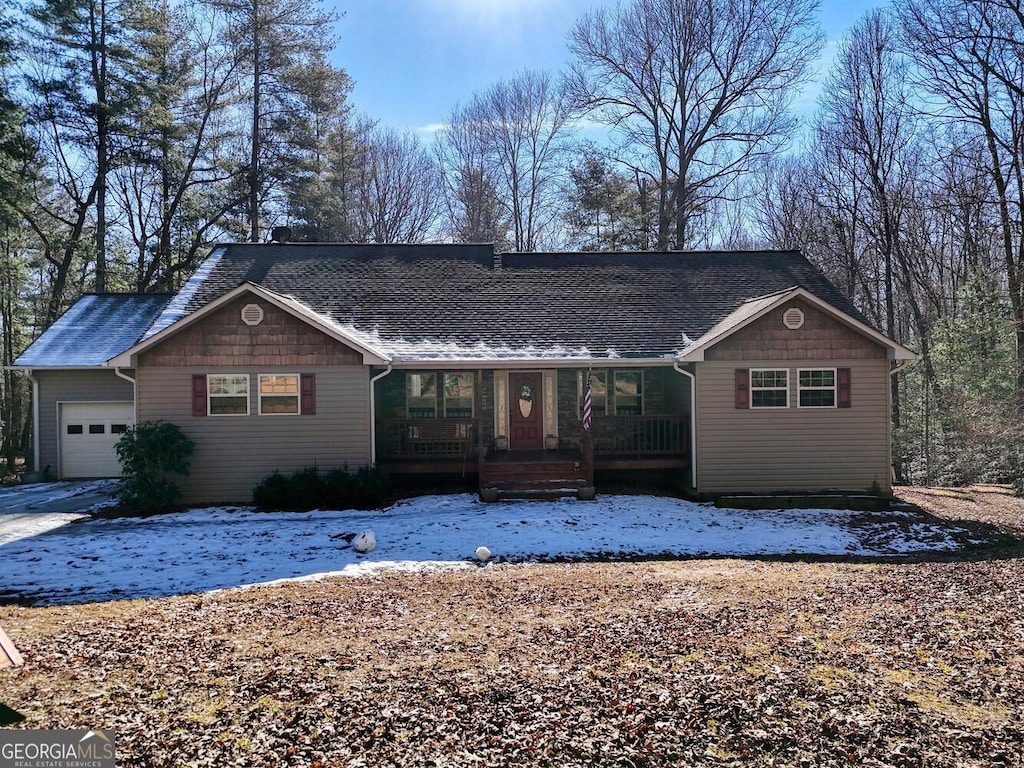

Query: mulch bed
[0,487,1022,767]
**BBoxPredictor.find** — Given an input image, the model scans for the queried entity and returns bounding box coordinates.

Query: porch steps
[480,456,591,501]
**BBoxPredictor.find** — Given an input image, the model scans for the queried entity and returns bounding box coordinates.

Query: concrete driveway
[0,480,118,546]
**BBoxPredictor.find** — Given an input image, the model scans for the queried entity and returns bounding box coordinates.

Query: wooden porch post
[476,369,486,478]
[582,426,595,488]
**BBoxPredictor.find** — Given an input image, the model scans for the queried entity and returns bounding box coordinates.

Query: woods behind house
[1,0,1022,489]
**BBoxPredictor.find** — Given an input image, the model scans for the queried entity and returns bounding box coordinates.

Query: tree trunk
[91,0,109,291]
[248,0,261,243]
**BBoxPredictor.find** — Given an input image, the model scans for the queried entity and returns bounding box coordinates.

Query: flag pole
[582,369,594,491]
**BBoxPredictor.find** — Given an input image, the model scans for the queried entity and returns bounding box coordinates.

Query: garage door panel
[60,402,134,478]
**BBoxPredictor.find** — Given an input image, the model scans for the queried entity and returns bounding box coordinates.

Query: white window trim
[613,369,644,416]
[578,369,609,417]
[208,373,250,417]
[797,368,838,409]
[442,372,475,418]
[258,373,301,416]
[750,368,790,409]
[407,372,439,418]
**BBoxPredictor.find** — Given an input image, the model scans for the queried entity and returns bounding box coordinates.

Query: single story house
[15,243,916,503]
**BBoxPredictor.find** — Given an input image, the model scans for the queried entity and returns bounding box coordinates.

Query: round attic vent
[783,307,805,330]
[241,303,265,326]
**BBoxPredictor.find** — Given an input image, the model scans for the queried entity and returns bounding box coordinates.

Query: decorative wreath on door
[517,380,535,419]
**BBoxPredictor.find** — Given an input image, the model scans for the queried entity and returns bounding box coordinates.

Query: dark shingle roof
[16,294,172,367]
[185,243,864,359]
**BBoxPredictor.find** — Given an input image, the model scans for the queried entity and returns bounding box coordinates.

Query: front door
[509,372,543,450]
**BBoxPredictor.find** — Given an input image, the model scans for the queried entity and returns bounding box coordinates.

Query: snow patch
[0,492,979,606]
[329,324,608,361]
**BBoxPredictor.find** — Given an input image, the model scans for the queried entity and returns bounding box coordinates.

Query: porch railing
[379,415,687,461]
[380,418,479,459]
[570,414,689,457]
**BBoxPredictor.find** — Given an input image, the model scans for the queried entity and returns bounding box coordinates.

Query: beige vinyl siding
[35,370,134,476]
[695,357,891,495]
[137,365,371,503]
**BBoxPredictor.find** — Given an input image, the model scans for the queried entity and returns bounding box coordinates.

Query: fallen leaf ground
[2,487,1023,767]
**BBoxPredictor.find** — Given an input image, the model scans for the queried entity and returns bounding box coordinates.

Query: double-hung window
[798,369,837,408]
[579,370,608,417]
[443,373,474,418]
[407,373,438,418]
[613,370,643,415]
[750,369,789,408]
[208,374,249,415]
[259,374,300,415]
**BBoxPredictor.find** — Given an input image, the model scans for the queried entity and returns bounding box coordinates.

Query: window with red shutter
[837,367,851,408]
[192,375,207,417]
[301,373,316,415]
[734,369,749,409]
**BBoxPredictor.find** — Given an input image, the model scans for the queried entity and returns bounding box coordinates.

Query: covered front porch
[374,366,692,498]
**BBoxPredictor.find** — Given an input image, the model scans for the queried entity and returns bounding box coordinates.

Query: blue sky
[329,0,883,135]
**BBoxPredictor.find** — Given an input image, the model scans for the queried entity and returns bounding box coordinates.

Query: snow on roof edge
[142,247,225,339]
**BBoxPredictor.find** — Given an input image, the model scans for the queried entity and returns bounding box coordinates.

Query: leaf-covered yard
[2,487,1023,767]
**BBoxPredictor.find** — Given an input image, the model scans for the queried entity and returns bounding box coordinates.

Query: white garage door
[60,402,134,478]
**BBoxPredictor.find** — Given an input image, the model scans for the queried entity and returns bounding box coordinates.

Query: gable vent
[783,307,804,330]
[241,303,265,326]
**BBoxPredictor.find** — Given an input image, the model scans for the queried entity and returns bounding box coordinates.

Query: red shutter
[192,375,207,417]
[735,369,749,409]
[301,373,316,415]
[837,367,851,408]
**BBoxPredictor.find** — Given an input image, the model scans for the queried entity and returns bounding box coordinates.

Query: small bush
[322,467,354,504]
[252,464,390,511]
[348,464,390,509]
[251,471,292,510]
[115,421,195,512]
[289,466,325,510]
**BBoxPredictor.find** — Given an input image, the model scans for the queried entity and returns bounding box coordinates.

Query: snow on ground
[0,486,980,607]
[0,480,118,546]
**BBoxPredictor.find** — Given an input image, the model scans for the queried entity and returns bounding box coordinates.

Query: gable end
[704,300,887,362]
[139,296,363,367]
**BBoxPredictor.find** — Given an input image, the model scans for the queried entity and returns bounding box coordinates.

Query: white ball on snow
[352,530,376,554]
[475,545,492,562]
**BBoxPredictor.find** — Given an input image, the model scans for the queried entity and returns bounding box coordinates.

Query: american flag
[582,374,593,431]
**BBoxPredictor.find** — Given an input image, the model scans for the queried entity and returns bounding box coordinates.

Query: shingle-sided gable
[139,294,364,367]
[15,294,172,367]
[109,282,390,367]
[680,288,916,362]
[703,298,889,361]
[180,245,868,360]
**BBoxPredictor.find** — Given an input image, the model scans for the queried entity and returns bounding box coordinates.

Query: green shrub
[252,464,390,511]
[347,464,390,509]
[289,466,325,509]
[115,421,195,512]
[322,466,354,504]
[251,471,292,510]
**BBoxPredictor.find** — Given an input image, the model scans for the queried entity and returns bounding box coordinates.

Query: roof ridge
[81,292,176,297]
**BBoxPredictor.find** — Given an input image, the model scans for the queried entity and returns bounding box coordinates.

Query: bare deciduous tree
[443,70,575,252]
[898,0,1024,404]
[567,0,823,249]
[435,102,509,246]
[354,127,439,244]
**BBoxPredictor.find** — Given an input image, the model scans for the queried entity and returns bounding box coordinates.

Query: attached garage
[59,401,134,478]
[13,294,170,478]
